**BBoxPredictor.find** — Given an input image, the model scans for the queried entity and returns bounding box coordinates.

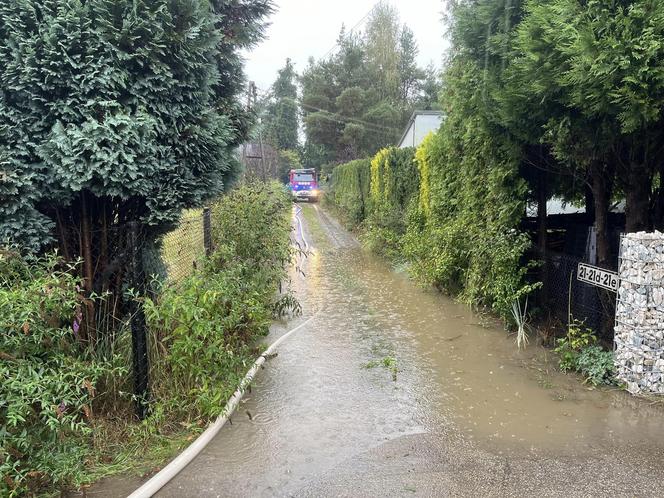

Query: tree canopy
[300,3,442,166]
[263,58,299,151]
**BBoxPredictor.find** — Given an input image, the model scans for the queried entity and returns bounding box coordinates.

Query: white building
[397,110,444,148]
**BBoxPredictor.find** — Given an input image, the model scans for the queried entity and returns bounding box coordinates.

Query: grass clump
[363,356,398,382]
[554,320,616,386]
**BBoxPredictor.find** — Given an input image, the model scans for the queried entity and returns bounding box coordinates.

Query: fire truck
[288,168,319,202]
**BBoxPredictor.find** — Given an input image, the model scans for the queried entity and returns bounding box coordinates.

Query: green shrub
[327,159,372,226]
[210,181,292,275]
[576,346,615,386]
[0,251,117,496]
[144,182,294,423]
[0,182,295,495]
[144,260,272,421]
[402,60,535,319]
[554,321,616,386]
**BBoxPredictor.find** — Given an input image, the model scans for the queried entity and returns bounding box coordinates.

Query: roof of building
[397,110,445,148]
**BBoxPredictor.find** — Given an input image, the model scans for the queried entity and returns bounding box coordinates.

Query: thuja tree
[514,0,664,233]
[264,58,300,151]
[0,0,271,338]
[403,57,534,320]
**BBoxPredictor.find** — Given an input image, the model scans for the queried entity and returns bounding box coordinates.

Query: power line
[255,85,401,134]
[296,100,401,134]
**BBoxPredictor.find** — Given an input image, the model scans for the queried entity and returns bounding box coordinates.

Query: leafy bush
[144,182,295,423]
[0,181,295,495]
[364,147,419,260]
[576,346,615,386]
[210,181,292,278]
[555,321,616,386]
[145,260,272,422]
[327,159,372,226]
[0,251,117,496]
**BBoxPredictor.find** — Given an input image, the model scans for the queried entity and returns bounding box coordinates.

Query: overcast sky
[243,0,450,92]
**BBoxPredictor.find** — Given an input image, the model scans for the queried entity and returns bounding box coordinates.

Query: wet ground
[93,203,664,497]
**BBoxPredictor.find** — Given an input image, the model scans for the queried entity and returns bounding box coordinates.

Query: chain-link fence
[160,208,211,282]
[538,250,617,340]
[77,209,214,418]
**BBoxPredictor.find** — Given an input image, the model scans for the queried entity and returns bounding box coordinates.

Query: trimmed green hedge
[325,82,535,320]
[365,147,418,259]
[370,147,419,219]
[328,158,372,225]
[403,60,535,319]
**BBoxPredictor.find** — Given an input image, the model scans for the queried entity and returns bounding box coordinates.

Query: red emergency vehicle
[288,169,319,202]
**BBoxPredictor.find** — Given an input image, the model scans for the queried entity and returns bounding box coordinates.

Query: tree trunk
[100,203,109,293]
[80,192,94,293]
[537,169,547,255]
[584,182,595,225]
[625,162,651,233]
[590,162,611,267]
[55,209,71,262]
[537,168,548,303]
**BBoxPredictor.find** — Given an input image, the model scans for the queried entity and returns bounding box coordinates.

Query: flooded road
[97,203,664,497]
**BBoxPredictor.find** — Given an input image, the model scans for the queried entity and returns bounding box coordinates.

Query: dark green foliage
[0,251,121,495]
[0,1,273,351]
[327,158,372,225]
[263,58,299,151]
[512,0,664,232]
[0,163,52,250]
[1,0,249,246]
[414,64,443,111]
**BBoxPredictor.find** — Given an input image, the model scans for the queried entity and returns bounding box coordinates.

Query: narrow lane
[153,204,430,497]
[97,203,664,497]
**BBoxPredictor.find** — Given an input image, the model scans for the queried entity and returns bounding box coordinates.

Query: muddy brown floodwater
[92,203,664,498]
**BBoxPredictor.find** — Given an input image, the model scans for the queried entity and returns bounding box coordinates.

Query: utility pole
[244,81,267,180]
[252,83,267,181]
[242,81,255,172]
[258,122,267,182]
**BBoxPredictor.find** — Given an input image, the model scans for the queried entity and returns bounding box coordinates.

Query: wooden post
[203,207,212,257]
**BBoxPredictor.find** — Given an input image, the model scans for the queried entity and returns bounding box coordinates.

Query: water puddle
[90,203,664,497]
[342,249,664,455]
[302,204,664,456]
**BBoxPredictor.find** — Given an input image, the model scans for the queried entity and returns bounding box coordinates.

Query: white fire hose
[126,315,315,498]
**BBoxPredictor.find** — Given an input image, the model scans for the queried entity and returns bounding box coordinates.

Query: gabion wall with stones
[615,231,664,394]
